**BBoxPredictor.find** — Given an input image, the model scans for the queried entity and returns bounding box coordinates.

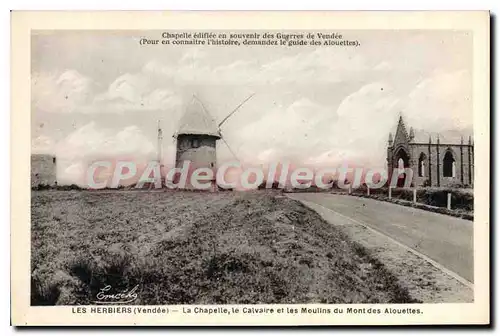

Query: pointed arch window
[443,150,455,178]
[418,153,427,177]
[397,158,405,174]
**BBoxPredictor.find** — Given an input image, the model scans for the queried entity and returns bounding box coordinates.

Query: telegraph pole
[157,120,163,164]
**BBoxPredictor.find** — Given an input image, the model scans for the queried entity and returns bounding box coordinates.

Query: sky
[31,30,473,185]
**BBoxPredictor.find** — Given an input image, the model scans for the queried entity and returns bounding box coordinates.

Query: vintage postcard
[11,11,490,326]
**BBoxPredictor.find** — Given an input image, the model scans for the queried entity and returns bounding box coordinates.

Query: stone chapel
[387,116,474,188]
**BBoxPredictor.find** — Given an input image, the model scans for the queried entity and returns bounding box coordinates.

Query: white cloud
[256,148,277,163]
[31,36,473,183]
[92,73,182,113]
[305,149,365,166]
[326,82,400,165]
[32,69,182,115]
[231,98,338,164]
[403,70,472,131]
[254,48,368,85]
[32,70,92,113]
[53,122,156,185]
[373,61,392,71]
[179,48,207,65]
[31,135,56,154]
[56,122,155,159]
[222,82,402,168]
[59,163,86,186]
[29,47,401,117]
[141,47,370,86]
[99,73,147,103]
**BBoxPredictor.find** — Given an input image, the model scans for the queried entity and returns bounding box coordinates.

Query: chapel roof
[411,129,473,144]
[393,115,473,145]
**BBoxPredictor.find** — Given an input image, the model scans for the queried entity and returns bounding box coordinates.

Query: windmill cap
[177,96,221,138]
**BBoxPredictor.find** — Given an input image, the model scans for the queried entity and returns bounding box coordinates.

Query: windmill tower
[173,94,254,190]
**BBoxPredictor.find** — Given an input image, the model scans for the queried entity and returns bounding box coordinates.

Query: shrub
[31,274,60,305]
[421,188,473,211]
[31,183,51,191]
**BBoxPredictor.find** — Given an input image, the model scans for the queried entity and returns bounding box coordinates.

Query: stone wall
[31,154,57,187]
[174,134,218,190]
[175,134,218,170]
[393,143,473,188]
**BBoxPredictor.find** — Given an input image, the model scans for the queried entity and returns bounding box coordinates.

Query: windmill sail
[218,93,255,128]
[221,137,242,163]
[217,93,255,166]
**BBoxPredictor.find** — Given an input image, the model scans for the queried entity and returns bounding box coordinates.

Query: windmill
[171,93,254,190]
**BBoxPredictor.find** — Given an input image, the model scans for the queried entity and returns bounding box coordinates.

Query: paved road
[288,193,474,283]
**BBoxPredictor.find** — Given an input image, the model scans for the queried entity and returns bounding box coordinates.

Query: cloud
[230,98,339,164]
[92,73,182,113]
[403,70,472,131]
[32,68,182,115]
[142,47,371,87]
[374,61,392,71]
[324,82,400,165]
[300,72,473,168]
[31,135,56,154]
[99,73,147,103]
[53,122,156,185]
[29,46,403,116]
[56,122,155,159]
[254,48,368,85]
[223,82,401,168]
[32,70,92,113]
[31,36,473,185]
[304,149,366,166]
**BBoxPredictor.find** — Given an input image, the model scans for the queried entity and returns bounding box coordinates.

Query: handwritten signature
[93,284,139,304]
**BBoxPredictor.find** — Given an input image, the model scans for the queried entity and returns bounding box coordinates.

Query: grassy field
[31,190,418,305]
